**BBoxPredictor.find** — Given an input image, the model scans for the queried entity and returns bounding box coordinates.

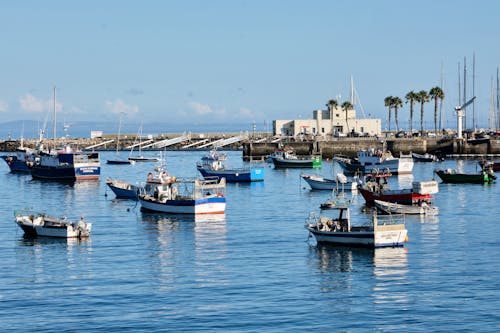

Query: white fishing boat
[301,172,360,191]
[374,199,438,215]
[14,210,92,238]
[305,204,408,248]
[335,147,413,175]
[138,177,226,214]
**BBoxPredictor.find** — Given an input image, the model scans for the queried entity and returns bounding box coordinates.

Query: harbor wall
[1,136,499,159]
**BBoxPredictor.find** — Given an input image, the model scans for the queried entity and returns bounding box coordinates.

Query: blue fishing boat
[138,177,227,214]
[106,179,140,199]
[31,147,101,181]
[197,150,264,182]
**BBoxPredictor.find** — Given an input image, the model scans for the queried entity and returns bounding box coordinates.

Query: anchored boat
[197,149,264,182]
[14,210,92,238]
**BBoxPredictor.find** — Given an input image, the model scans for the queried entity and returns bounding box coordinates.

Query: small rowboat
[374,200,438,215]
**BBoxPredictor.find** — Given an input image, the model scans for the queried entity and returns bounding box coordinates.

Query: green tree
[326,99,338,135]
[429,86,445,135]
[341,101,353,134]
[384,96,393,131]
[392,96,403,132]
[405,91,419,133]
[417,90,430,136]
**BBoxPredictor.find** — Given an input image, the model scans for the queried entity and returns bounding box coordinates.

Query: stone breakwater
[1,135,500,159]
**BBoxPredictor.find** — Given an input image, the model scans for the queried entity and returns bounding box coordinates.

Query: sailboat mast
[490,76,495,130]
[472,52,476,130]
[463,57,467,130]
[439,62,444,130]
[53,86,57,144]
[497,67,499,131]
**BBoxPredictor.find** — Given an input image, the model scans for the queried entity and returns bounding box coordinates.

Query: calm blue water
[1,151,499,332]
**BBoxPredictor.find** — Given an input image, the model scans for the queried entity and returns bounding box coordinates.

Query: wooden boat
[197,149,264,182]
[305,204,408,248]
[335,148,413,175]
[412,152,441,162]
[14,210,92,238]
[301,173,360,191]
[358,171,438,205]
[434,168,496,184]
[374,199,438,215]
[138,177,226,214]
[106,178,140,199]
[269,148,322,168]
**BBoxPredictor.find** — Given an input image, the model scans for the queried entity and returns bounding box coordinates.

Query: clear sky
[1,0,499,132]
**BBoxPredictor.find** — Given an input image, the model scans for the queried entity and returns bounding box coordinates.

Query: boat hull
[32,165,100,181]
[1,155,33,172]
[271,156,322,168]
[197,167,264,182]
[358,187,431,205]
[106,179,139,199]
[434,170,495,184]
[139,196,226,214]
[337,158,413,175]
[374,200,438,215]
[301,174,357,190]
[308,228,407,248]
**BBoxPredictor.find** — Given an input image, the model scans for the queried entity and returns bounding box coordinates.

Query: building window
[321,127,325,133]
[336,114,339,118]
[312,128,316,134]
[360,126,364,133]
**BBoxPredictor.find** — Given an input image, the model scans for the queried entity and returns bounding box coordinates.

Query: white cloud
[188,101,213,115]
[19,94,45,112]
[238,107,253,117]
[19,93,62,113]
[0,100,8,112]
[104,99,139,115]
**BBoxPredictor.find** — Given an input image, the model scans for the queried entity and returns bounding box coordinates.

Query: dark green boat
[434,169,496,184]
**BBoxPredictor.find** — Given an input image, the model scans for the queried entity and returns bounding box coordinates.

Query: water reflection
[372,247,409,305]
[312,244,374,273]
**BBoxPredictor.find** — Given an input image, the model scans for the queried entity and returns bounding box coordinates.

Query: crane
[455,96,476,138]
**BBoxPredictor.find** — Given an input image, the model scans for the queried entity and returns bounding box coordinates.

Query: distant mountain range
[0,120,254,139]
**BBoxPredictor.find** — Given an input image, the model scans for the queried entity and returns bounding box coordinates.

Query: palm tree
[429,86,445,135]
[392,96,403,132]
[384,96,393,131]
[326,99,338,135]
[417,90,430,136]
[405,91,418,134]
[341,101,353,135]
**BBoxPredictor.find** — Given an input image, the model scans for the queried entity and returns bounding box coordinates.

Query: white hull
[302,174,358,190]
[363,158,414,174]
[139,197,226,214]
[15,212,92,238]
[374,200,438,215]
[309,228,408,247]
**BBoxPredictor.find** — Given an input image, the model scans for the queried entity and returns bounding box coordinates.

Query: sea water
[0,151,499,332]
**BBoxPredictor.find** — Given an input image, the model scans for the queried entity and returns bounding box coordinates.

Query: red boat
[358,172,438,206]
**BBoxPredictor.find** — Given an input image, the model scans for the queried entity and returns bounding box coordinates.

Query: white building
[273,103,381,138]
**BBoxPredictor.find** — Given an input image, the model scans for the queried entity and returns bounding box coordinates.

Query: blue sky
[1,0,499,132]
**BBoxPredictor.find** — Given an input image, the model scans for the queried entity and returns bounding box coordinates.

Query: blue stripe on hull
[198,167,264,182]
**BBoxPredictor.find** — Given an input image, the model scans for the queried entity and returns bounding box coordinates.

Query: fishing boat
[412,152,441,162]
[31,146,101,181]
[197,149,264,182]
[335,148,413,175]
[14,209,92,238]
[305,204,408,248]
[138,177,226,214]
[357,171,438,205]
[434,168,496,184]
[374,199,438,215]
[106,178,140,199]
[301,172,360,191]
[1,147,38,173]
[269,148,322,168]
[107,112,134,165]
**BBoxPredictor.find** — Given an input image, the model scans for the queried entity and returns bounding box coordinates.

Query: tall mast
[53,86,57,149]
[439,62,445,129]
[350,75,354,106]
[458,61,461,108]
[472,52,475,130]
[490,76,495,130]
[463,57,467,130]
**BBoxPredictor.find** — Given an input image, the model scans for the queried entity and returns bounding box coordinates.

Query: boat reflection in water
[372,247,409,305]
[139,213,227,290]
